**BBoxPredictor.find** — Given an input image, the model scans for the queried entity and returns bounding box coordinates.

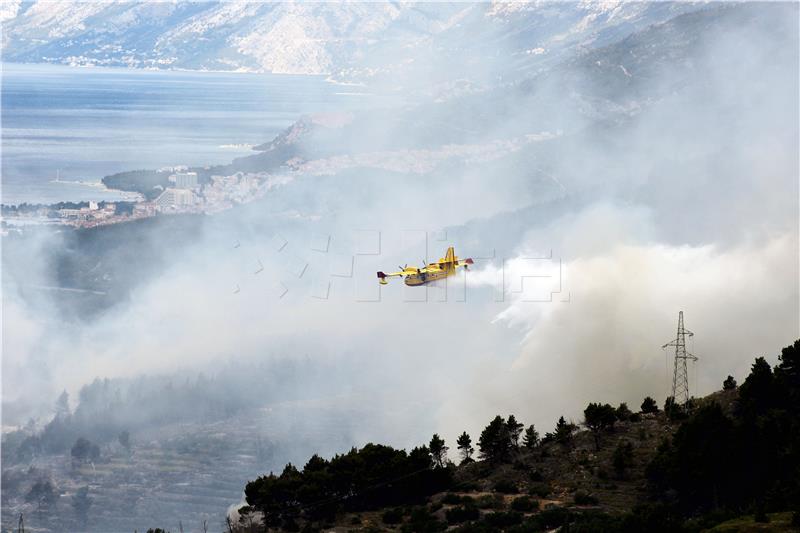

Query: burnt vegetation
[237,339,800,532]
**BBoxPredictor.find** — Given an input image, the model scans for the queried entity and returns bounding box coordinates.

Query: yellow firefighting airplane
[377,247,473,286]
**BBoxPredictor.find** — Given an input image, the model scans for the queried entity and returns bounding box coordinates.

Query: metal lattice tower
[662,311,698,406]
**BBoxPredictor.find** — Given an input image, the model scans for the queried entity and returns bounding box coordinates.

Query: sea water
[1,63,376,205]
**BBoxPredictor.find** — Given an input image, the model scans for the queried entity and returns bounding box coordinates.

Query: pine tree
[429,434,448,468]
[723,375,737,390]
[522,425,539,449]
[506,415,524,448]
[554,416,575,447]
[583,403,616,450]
[478,416,512,463]
[55,390,70,418]
[776,339,799,386]
[739,357,775,415]
[641,396,659,414]
[456,432,474,464]
[776,339,800,411]
[615,403,633,421]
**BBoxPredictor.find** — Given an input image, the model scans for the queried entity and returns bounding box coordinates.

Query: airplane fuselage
[403,265,454,286]
[377,247,473,286]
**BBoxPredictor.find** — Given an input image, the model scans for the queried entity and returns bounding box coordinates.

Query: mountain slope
[1,1,703,82]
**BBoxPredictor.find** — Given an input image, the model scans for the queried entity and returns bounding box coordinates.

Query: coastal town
[1,125,564,236]
[0,168,288,232]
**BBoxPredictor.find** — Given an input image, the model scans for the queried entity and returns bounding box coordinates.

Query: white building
[155,188,195,210]
[169,171,198,189]
[59,208,82,219]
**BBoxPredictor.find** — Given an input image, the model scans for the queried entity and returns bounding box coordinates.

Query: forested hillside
[227,340,800,532]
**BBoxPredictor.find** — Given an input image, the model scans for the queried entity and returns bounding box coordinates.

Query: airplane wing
[377,270,406,284]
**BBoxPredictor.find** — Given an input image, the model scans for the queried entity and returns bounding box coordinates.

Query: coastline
[2,61,369,212]
[2,61,340,81]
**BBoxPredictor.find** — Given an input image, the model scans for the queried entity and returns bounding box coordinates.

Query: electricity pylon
[662,311,698,407]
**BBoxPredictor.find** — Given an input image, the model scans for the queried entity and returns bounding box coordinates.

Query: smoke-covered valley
[2,3,798,532]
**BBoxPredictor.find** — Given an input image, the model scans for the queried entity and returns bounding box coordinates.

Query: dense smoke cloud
[438,2,800,437]
[450,225,797,439]
[2,2,798,465]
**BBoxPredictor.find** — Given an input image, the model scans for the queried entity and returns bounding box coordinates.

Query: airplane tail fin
[444,246,455,263]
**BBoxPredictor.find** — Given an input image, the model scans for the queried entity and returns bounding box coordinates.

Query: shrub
[445,504,480,524]
[528,470,543,482]
[574,491,599,505]
[451,522,494,533]
[612,441,634,478]
[382,508,403,525]
[484,511,523,528]
[401,506,446,533]
[753,506,769,523]
[528,483,549,498]
[475,493,505,510]
[494,478,519,494]
[536,507,572,529]
[442,493,463,505]
[455,481,480,492]
[510,496,537,512]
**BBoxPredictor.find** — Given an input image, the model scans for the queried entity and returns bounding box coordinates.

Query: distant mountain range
[1,1,702,84]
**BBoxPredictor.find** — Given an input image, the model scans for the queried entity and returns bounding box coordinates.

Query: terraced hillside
[1,397,405,533]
